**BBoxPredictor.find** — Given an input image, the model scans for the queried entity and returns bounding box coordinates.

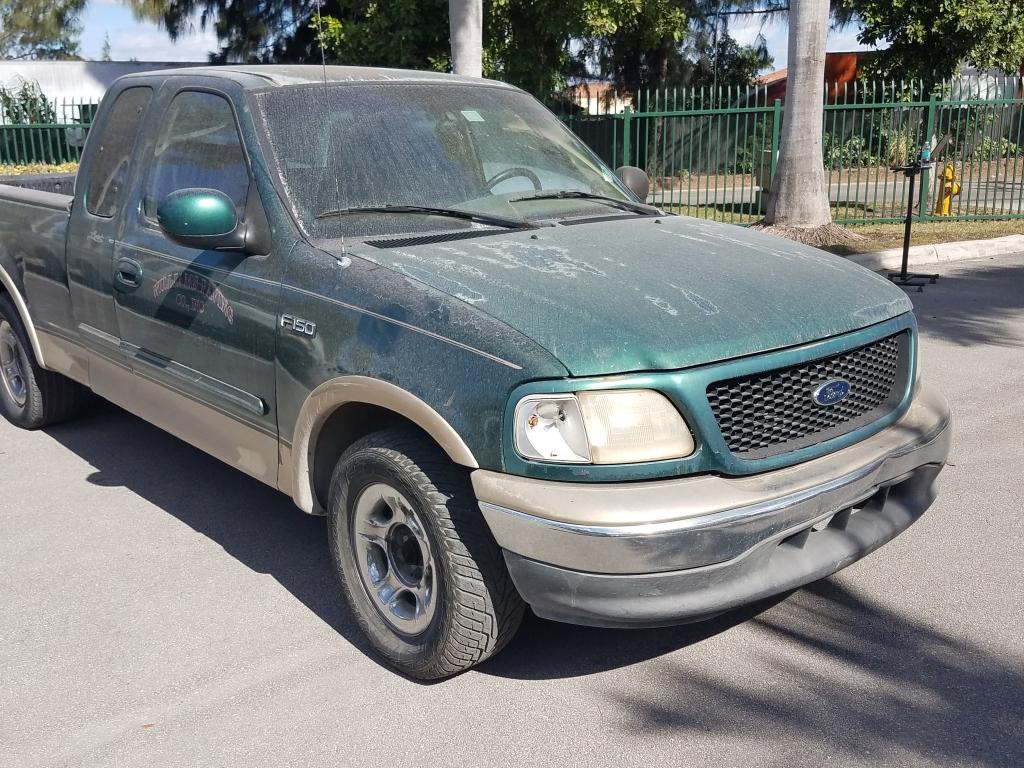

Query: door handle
[114,258,143,292]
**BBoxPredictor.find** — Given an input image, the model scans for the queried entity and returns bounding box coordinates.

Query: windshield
[251,82,633,238]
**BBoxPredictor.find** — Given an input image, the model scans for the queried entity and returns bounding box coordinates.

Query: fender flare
[287,375,478,514]
[0,261,46,368]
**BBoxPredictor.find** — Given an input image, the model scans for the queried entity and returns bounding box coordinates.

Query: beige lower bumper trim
[472,382,951,574]
[473,382,950,528]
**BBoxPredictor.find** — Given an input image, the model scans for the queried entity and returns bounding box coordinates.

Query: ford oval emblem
[812,379,852,406]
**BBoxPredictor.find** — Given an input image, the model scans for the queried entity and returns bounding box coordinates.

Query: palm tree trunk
[765,0,832,230]
[449,0,483,78]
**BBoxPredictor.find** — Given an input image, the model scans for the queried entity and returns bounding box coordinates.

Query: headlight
[513,394,592,463]
[513,389,694,464]
[577,390,695,463]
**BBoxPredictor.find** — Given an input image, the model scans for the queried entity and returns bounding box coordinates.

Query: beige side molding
[0,263,46,368]
[288,375,478,514]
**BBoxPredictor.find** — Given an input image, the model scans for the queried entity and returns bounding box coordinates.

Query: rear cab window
[85,86,153,218]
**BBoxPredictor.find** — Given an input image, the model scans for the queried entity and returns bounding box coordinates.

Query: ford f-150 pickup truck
[0,66,951,679]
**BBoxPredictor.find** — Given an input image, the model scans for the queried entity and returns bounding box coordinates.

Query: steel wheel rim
[352,482,437,636]
[0,321,27,408]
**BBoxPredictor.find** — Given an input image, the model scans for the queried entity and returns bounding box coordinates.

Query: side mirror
[157,188,242,251]
[615,165,650,202]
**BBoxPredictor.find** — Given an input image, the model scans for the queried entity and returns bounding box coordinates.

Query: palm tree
[449,0,483,78]
[758,0,856,245]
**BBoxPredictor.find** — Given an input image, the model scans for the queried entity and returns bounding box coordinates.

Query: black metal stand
[888,162,939,292]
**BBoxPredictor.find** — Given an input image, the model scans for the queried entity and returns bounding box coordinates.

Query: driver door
[112,87,282,483]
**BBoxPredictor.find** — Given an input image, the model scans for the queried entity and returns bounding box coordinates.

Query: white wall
[0,61,202,103]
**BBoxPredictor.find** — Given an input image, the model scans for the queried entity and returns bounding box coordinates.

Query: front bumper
[472,382,952,628]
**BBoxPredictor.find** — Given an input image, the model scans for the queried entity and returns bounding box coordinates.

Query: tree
[579,0,691,96]
[100,32,113,61]
[486,0,591,96]
[133,0,769,97]
[127,0,310,62]
[0,0,87,60]
[310,1,451,71]
[450,0,482,77]
[580,1,770,100]
[846,0,1024,91]
[757,0,852,244]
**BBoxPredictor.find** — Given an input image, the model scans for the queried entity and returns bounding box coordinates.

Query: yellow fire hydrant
[933,162,961,215]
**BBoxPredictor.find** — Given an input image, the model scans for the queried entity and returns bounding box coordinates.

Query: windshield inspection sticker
[460,110,485,122]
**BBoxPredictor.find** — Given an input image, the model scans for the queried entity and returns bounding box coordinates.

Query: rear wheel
[327,429,525,679]
[0,294,83,429]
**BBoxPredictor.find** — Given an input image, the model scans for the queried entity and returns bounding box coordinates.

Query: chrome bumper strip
[475,383,952,575]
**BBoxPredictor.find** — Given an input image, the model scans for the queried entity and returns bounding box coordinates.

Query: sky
[79,0,220,62]
[728,13,875,71]
[78,1,877,72]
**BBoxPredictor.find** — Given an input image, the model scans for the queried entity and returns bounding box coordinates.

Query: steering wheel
[485,166,542,192]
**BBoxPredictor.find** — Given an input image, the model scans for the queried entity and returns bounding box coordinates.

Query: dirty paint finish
[348,215,912,377]
[275,239,568,473]
[500,312,917,482]
[0,64,920,496]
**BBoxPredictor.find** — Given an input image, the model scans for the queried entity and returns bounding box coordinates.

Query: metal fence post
[622,105,632,167]
[919,93,938,221]
[770,99,782,181]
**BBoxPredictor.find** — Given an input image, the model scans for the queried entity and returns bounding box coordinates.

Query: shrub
[0,80,56,125]
[823,134,878,169]
[971,135,1020,160]
[882,127,918,167]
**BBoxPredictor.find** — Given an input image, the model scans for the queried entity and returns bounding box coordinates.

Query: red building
[756,51,868,103]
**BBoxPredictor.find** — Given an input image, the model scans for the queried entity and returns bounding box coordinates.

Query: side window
[85,87,153,218]
[143,91,250,221]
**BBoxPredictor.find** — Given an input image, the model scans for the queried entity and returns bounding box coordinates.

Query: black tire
[0,293,83,429]
[327,428,525,680]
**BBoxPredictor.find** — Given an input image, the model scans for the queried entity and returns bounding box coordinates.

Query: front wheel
[327,429,525,680]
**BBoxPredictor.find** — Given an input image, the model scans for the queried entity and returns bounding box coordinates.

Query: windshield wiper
[315,204,534,230]
[509,190,659,216]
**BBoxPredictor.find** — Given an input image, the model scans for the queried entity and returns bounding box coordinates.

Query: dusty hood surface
[346,215,913,377]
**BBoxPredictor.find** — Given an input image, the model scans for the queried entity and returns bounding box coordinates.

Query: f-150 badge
[280,314,317,337]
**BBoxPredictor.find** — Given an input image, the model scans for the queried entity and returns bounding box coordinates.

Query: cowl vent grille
[366,229,505,249]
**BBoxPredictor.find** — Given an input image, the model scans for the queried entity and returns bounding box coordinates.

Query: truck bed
[0,182,77,350]
[0,172,75,196]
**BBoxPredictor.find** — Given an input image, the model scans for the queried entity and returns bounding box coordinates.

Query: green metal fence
[0,97,98,165]
[7,83,1024,225]
[556,78,1024,226]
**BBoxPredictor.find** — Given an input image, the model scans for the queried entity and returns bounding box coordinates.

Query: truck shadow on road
[488,581,1023,767]
[604,578,1023,768]
[42,399,1024,767]
[40,399,789,678]
[42,400,378,660]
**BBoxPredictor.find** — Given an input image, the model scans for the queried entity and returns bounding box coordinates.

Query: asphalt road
[2,254,1023,768]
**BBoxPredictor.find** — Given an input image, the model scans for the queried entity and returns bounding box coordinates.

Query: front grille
[707,332,910,459]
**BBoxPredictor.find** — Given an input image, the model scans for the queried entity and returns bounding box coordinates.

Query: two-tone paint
[0,66,950,631]
[0,67,569,517]
[0,66,924,499]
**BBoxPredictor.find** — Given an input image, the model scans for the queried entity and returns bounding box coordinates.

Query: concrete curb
[846,234,1024,272]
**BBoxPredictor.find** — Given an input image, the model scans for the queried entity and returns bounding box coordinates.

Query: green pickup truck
[0,66,951,679]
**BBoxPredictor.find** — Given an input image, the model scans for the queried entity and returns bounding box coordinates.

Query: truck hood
[345,215,913,377]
